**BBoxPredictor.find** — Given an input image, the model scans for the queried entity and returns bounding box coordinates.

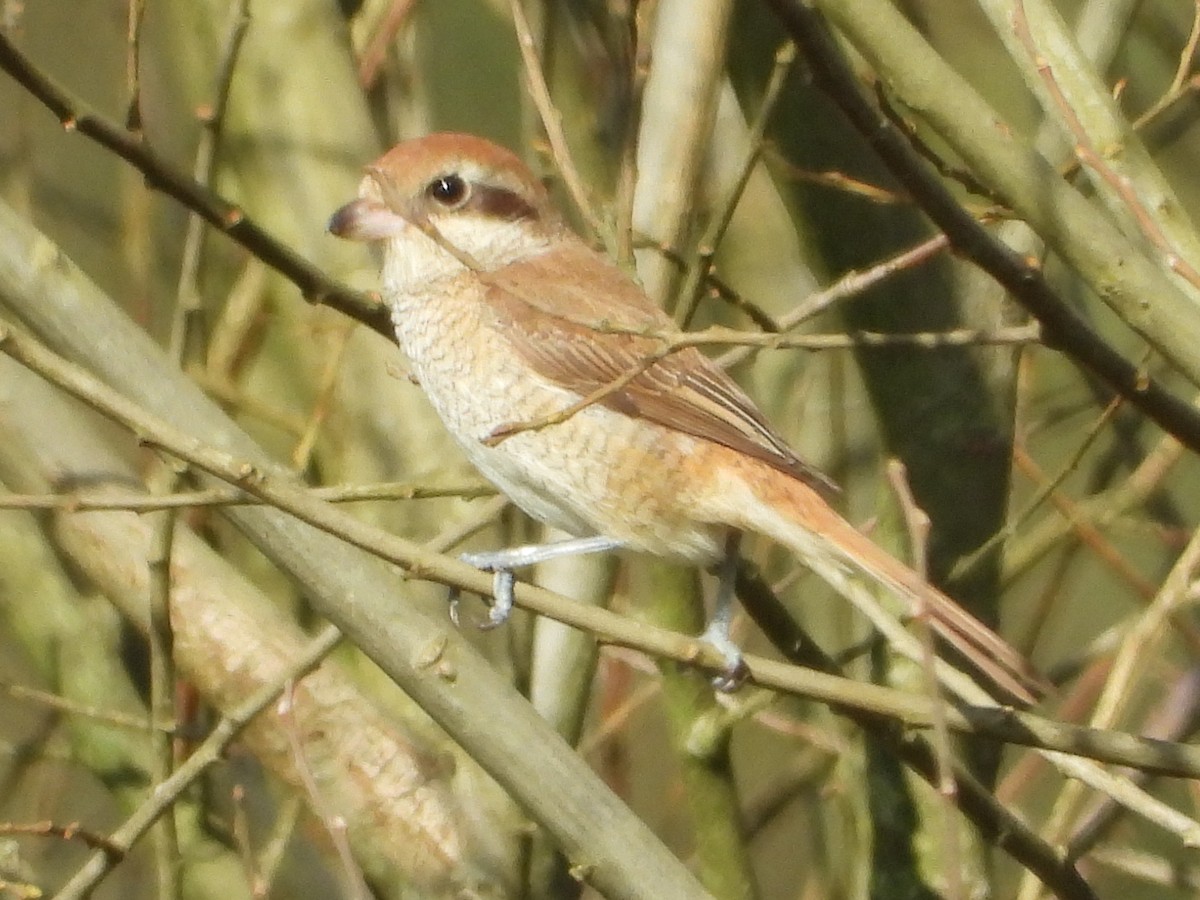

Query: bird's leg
[701,531,749,691]
[454,535,625,628]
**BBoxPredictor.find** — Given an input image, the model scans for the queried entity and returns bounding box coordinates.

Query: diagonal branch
[6,317,1200,774]
[0,30,392,339]
[761,0,1200,456]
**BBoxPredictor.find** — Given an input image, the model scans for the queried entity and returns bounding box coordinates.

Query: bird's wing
[478,239,837,498]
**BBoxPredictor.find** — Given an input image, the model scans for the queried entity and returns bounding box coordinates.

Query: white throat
[381,214,550,297]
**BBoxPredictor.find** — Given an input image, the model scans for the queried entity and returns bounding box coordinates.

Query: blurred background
[1,0,1200,897]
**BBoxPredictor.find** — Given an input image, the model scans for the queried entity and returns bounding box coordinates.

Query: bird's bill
[327,197,407,242]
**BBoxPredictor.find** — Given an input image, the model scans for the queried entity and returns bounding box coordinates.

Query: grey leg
[701,532,748,690]
[457,536,625,628]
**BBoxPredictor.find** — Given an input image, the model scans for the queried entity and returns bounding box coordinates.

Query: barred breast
[388,278,725,564]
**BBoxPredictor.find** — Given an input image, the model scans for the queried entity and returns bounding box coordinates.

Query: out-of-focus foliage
[1,1,1199,898]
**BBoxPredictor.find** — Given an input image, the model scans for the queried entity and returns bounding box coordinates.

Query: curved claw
[478,570,516,630]
[700,620,749,692]
[452,537,623,630]
[449,552,518,630]
[710,658,750,693]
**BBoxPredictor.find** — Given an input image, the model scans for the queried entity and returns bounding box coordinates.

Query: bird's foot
[449,536,625,629]
[700,620,749,692]
[455,552,518,629]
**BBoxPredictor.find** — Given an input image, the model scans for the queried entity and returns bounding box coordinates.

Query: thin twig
[230,784,259,893]
[6,318,1200,779]
[356,0,418,90]
[715,232,953,368]
[575,319,1039,355]
[0,479,494,512]
[278,683,370,899]
[1011,447,1162,602]
[997,428,1188,591]
[123,0,146,132]
[0,680,169,731]
[483,349,667,446]
[146,477,181,900]
[886,459,962,900]
[0,821,126,857]
[508,0,604,238]
[950,394,1125,584]
[54,625,343,899]
[169,0,252,366]
[674,40,796,328]
[763,144,908,204]
[613,0,655,268]
[0,31,392,338]
[291,319,355,470]
[875,82,1005,206]
[1170,4,1200,94]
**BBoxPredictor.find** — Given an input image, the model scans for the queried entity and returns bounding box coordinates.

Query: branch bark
[762,0,1200,454]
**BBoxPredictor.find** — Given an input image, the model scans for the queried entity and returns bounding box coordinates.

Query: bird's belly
[396,307,723,563]
[465,411,725,564]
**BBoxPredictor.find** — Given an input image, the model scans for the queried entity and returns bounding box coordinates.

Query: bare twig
[5,318,1200,781]
[0,479,494,512]
[951,394,1125,584]
[483,349,666,446]
[278,683,370,899]
[1011,447,1163,603]
[715,231,953,368]
[356,0,418,90]
[875,79,1004,206]
[0,31,392,338]
[998,428,1188,590]
[761,0,1200,455]
[674,40,796,328]
[145,481,181,900]
[0,680,167,731]
[763,145,908,204]
[613,0,655,268]
[123,0,146,132]
[291,320,355,470]
[508,0,604,238]
[55,625,344,899]
[886,459,962,900]
[1170,3,1200,95]
[169,0,252,366]
[0,821,125,857]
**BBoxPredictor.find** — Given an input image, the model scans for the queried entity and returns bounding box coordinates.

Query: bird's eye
[428,174,468,207]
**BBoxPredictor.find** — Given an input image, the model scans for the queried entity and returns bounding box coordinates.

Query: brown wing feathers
[480,244,837,498]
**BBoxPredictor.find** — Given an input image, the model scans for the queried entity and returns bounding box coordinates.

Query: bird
[329,131,1041,703]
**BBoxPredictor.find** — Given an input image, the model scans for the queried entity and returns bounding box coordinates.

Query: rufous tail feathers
[721,459,1046,706]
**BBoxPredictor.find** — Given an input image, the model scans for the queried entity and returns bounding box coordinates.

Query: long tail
[718,458,1046,706]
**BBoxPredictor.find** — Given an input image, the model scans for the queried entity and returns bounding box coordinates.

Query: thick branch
[0,30,392,339]
[762,0,1200,455]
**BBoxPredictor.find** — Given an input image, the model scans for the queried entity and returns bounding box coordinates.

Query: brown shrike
[330,132,1039,702]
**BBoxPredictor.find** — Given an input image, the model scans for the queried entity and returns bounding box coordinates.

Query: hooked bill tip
[327,198,408,242]
[327,200,362,238]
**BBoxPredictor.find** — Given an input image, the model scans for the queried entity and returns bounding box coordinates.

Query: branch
[5,319,1200,781]
[0,479,494,511]
[0,197,711,900]
[733,564,1097,900]
[1000,0,1200,288]
[55,626,343,899]
[0,30,392,339]
[761,0,1200,456]
[507,0,604,239]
